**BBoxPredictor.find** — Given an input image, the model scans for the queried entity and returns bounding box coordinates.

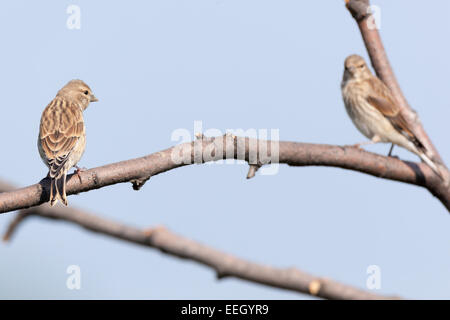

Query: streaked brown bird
[341,54,442,178]
[38,80,98,206]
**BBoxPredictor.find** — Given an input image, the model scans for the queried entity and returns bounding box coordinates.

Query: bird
[38,80,98,206]
[341,54,442,179]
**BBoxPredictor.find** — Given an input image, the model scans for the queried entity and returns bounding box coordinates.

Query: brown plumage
[38,80,98,206]
[341,54,442,178]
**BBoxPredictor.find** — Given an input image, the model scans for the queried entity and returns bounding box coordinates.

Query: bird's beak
[90,94,98,102]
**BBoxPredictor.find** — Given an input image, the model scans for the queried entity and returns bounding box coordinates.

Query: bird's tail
[49,173,68,206]
[418,151,444,180]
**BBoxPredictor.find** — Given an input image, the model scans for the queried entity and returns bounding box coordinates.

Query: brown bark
[0,135,450,213]
[0,136,448,213]
[2,182,397,300]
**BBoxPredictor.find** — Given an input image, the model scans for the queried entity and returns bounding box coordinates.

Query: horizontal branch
[0,135,448,213]
[1,185,395,299]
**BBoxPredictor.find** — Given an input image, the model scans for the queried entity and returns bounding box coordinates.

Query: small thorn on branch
[225,132,237,140]
[308,279,322,296]
[195,132,205,140]
[142,224,167,238]
[216,268,229,279]
[131,175,151,191]
[246,164,261,179]
[195,132,215,142]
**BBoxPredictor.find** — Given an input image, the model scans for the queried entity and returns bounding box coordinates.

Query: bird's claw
[74,166,87,183]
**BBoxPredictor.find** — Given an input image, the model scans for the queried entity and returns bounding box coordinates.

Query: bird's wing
[365,77,425,150]
[39,99,84,178]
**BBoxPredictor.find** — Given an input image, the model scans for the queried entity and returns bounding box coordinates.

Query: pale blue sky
[0,1,449,299]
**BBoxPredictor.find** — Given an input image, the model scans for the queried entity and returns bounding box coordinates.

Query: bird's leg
[387,143,399,158]
[74,165,86,183]
[387,143,394,156]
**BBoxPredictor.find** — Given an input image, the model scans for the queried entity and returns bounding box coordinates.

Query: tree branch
[0,135,448,213]
[345,0,447,167]
[0,2,442,300]
[1,193,396,299]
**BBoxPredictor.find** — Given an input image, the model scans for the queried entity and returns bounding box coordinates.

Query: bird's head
[57,79,98,110]
[343,54,372,82]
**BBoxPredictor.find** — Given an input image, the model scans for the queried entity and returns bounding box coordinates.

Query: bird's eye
[84,90,89,95]
[359,64,365,68]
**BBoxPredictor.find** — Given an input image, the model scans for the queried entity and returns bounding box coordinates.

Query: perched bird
[341,54,442,178]
[38,80,98,206]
